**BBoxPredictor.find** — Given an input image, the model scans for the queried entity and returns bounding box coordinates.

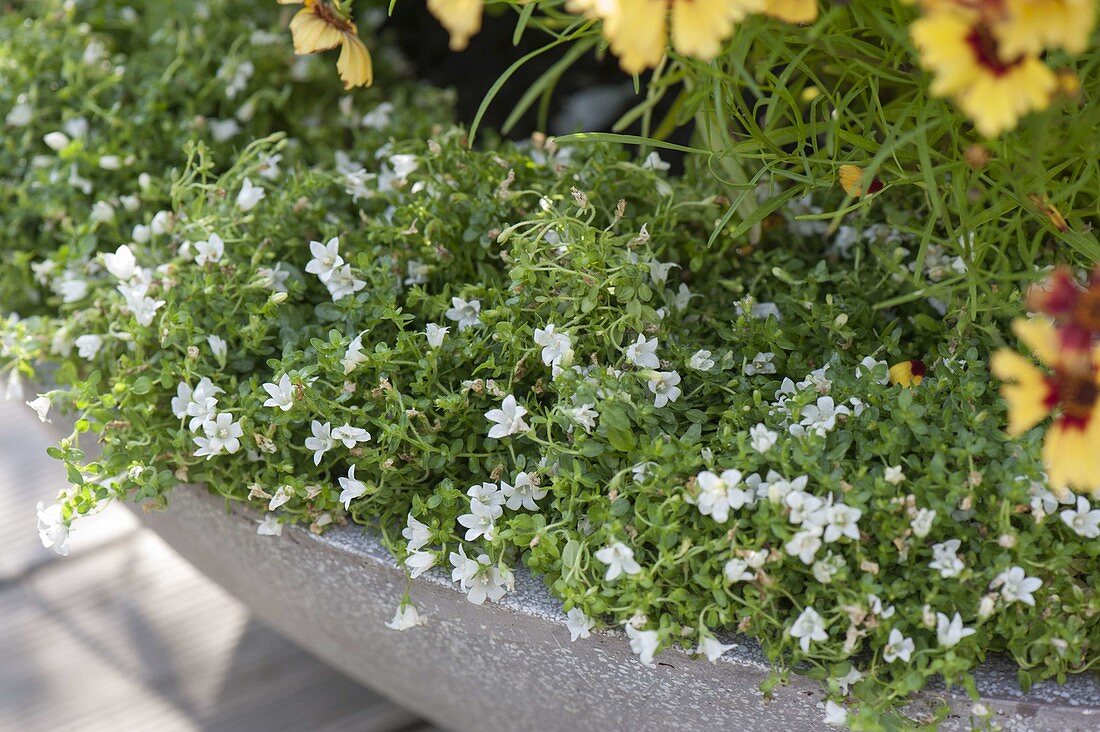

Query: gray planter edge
[128,483,1100,732]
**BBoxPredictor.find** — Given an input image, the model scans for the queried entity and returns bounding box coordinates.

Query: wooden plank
[0,398,435,731]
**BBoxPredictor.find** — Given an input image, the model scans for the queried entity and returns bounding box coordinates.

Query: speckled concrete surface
[136,486,1100,732]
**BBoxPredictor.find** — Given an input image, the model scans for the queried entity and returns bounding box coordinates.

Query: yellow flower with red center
[427,0,484,51]
[992,318,1100,497]
[278,0,372,89]
[910,4,1056,137]
[889,360,927,388]
[569,0,766,73]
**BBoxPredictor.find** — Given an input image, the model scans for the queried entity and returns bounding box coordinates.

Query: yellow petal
[670,0,761,61]
[1043,418,1100,495]
[1011,318,1060,367]
[991,349,1052,435]
[763,0,818,24]
[602,0,669,74]
[290,8,343,54]
[427,0,484,51]
[337,34,373,89]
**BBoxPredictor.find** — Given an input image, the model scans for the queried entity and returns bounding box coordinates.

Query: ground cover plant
[2,1,1098,729]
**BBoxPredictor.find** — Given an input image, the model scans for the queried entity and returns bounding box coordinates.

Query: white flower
[856,356,890,385]
[262,374,295,411]
[595,541,642,581]
[642,151,671,171]
[424,323,449,348]
[208,118,240,141]
[929,539,964,578]
[362,102,394,129]
[256,515,283,536]
[405,259,429,286]
[691,469,744,523]
[786,527,824,564]
[331,423,371,448]
[194,233,225,265]
[36,501,70,556]
[823,700,848,727]
[624,623,659,667]
[534,324,572,371]
[389,153,419,180]
[325,264,366,300]
[724,558,755,583]
[797,365,833,394]
[304,420,335,464]
[103,244,137,281]
[625,334,660,368]
[305,237,344,283]
[485,394,529,439]
[6,102,32,127]
[151,210,174,236]
[207,334,227,362]
[444,297,482,330]
[258,152,283,180]
[341,333,368,374]
[405,550,436,578]
[464,555,511,605]
[799,396,849,437]
[883,628,915,663]
[648,260,678,284]
[44,131,70,151]
[91,200,116,223]
[688,349,715,371]
[132,224,151,244]
[338,465,369,509]
[75,334,103,360]
[744,352,776,376]
[501,472,546,511]
[749,423,778,454]
[403,514,432,552]
[884,465,906,485]
[26,395,51,423]
[123,291,165,327]
[467,481,505,510]
[868,594,895,619]
[171,377,223,430]
[193,412,243,458]
[823,503,862,543]
[449,545,480,589]
[565,608,595,641]
[910,508,936,538]
[647,370,682,408]
[990,566,1042,607]
[567,403,599,433]
[57,273,88,303]
[1060,496,1100,538]
[697,635,737,663]
[789,606,828,652]
[458,500,502,541]
[236,177,265,211]
[935,611,976,648]
[385,604,422,631]
[268,486,293,511]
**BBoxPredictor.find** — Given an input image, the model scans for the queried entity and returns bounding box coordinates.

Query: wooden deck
[0,398,435,731]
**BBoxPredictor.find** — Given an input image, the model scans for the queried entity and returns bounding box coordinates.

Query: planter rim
[201,484,1100,712]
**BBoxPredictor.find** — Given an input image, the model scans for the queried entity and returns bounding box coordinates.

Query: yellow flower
[762,0,818,24]
[572,0,765,74]
[910,6,1056,137]
[993,318,1100,497]
[889,360,926,388]
[427,0,484,51]
[992,0,1096,58]
[279,0,372,89]
[838,164,883,198]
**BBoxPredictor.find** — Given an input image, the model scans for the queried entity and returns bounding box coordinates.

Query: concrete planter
[127,485,1100,731]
